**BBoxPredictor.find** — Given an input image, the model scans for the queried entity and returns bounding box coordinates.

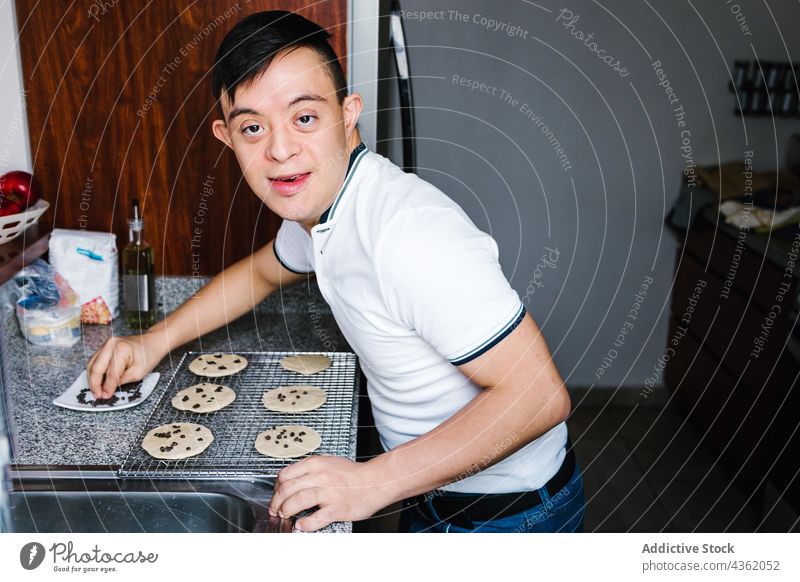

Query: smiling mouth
[270,172,310,183]
[268,171,311,197]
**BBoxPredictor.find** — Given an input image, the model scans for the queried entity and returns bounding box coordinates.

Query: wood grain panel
[15,0,347,275]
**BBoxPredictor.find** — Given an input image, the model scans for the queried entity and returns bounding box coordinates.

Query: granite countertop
[1,276,356,533]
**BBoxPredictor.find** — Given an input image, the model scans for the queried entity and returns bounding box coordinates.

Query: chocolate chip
[154,431,171,439]
[193,404,200,409]
[186,447,191,450]
[215,386,223,392]
[214,354,222,358]
[196,427,201,431]
[196,387,204,393]
[182,395,189,402]
[283,444,289,448]
[265,435,271,440]
[198,437,203,441]
[180,435,186,439]
[290,432,295,437]
[207,361,216,366]
[233,359,241,363]
[218,365,227,370]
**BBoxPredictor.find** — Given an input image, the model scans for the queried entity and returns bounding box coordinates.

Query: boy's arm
[87,239,310,397]
[143,239,310,354]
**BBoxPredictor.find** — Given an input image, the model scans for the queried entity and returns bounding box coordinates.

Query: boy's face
[212,46,362,229]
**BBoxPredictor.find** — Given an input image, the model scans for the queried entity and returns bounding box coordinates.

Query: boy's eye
[242,124,263,136]
[296,114,317,127]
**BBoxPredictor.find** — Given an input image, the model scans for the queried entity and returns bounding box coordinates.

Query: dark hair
[212,11,347,117]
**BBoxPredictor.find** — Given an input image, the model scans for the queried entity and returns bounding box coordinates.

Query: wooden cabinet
[666,206,800,510]
[15,0,348,275]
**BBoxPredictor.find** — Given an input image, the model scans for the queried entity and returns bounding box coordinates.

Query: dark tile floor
[356,395,794,532]
[568,400,767,532]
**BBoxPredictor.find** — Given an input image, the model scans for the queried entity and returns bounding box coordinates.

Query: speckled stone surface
[155,276,333,316]
[1,276,353,533]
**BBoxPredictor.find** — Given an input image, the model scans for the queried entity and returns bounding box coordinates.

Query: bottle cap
[129,198,144,232]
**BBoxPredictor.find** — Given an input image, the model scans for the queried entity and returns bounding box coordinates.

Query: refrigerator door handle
[389,0,416,174]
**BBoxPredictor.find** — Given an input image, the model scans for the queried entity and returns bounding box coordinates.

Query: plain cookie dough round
[142,422,213,459]
[279,354,331,375]
[262,385,326,413]
[254,425,321,458]
[171,383,236,413]
[188,353,248,378]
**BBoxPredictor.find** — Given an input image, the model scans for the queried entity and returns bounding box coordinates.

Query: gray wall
[381,0,800,388]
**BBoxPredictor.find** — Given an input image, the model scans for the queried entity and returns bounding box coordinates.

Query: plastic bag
[14,259,81,347]
[48,228,119,324]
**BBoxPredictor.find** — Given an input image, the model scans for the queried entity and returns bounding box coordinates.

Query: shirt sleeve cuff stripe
[449,303,527,366]
[273,242,314,275]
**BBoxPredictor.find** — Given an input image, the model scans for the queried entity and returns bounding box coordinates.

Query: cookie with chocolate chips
[188,353,248,378]
[141,422,213,459]
[262,385,326,413]
[254,425,321,458]
[171,383,236,413]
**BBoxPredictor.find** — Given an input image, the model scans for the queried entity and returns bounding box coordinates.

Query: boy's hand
[269,456,394,532]
[87,333,166,399]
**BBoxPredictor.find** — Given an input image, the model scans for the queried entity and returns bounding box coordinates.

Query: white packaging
[48,228,119,324]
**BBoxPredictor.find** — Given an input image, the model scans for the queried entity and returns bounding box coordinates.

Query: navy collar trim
[318,142,367,225]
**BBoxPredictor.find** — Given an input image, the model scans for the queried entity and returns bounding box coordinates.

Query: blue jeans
[398,461,586,533]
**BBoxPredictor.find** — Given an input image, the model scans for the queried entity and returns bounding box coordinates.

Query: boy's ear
[342,92,363,132]
[212,119,233,149]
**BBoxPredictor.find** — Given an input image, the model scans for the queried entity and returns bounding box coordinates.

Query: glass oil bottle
[123,198,156,329]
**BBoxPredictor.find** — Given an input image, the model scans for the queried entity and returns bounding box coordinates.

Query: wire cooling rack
[119,351,359,478]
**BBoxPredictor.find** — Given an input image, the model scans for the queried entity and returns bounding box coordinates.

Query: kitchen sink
[8,466,291,533]
[10,490,255,533]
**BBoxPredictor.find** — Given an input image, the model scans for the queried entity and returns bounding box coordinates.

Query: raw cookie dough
[172,383,236,413]
[188,353,248,377]
[262,385,326,413]
[254,425,321,458]
[279,354,331,375]
[142,422,213,459]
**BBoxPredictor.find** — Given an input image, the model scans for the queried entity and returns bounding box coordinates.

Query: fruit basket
[0,199,49,245]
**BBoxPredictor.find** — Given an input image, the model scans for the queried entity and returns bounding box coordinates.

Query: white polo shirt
[273,143,568,493]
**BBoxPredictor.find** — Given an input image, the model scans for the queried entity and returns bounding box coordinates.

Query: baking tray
[118,351,359,478]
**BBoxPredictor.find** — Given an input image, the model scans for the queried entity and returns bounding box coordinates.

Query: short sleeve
[375,207,525,365]
[274,220,314,274]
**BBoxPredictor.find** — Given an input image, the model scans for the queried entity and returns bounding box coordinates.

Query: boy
[88,11,585,533]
